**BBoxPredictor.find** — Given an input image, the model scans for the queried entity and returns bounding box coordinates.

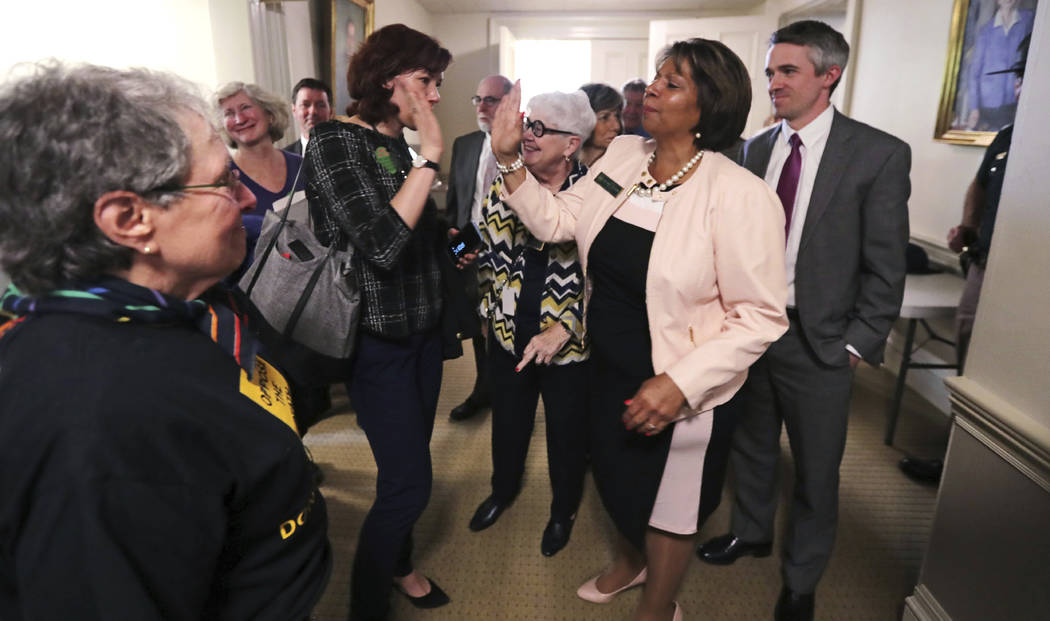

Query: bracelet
[496,155,524,174]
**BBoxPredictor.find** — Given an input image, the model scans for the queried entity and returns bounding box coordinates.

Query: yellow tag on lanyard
[239,356,298,434]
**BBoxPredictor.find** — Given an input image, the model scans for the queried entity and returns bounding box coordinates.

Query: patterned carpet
[304,349,946,621]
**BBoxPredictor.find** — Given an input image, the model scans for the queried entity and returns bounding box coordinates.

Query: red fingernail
[624,399,632,405]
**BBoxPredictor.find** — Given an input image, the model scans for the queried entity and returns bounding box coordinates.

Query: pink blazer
[503,135,788,416]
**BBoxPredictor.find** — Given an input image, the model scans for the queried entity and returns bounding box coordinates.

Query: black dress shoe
[899,457,943,484]
[697,533,773,565]
[541,518,574,557]
[468,495,509,531]
[449,394,489,421]
[394,576,450,609]
[774,587,814,621]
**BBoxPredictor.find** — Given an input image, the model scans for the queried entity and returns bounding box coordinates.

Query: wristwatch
[411,155,440,172]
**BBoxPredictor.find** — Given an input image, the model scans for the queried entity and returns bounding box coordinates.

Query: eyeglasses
[523,118,574,138]
[471,95,502,107]
[152,168,243,199]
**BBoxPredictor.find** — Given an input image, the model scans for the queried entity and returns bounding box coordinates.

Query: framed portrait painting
[934,0,1036,146]
[330,0,374,118]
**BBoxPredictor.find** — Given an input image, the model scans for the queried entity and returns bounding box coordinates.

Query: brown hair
[347,24,452,125]
[656,39,752,152]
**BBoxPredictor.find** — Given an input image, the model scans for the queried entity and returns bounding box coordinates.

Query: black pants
[346,329,442,621]
[487,343,588,521]
[469,333,489,400]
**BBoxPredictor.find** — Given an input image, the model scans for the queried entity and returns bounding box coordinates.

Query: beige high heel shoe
[575,566,647,603]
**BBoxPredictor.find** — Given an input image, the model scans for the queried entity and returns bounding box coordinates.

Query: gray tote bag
[238,166,360,385]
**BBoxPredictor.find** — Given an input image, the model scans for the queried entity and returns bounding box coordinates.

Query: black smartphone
[448,223,482,261]
[288,239,315,261]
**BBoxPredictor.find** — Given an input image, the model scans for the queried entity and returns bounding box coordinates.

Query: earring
[143,245,152,255]
[694,131,702,140]
[564,154,571,162]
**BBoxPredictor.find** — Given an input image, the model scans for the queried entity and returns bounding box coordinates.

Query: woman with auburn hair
[490,39,789,620]
[303,24,458,621]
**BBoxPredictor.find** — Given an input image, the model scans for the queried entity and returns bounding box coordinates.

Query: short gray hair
[526,90,596,155]
[213,81,290,148]
[0,61,207,295]
[622,78,647,95]
[770,20,849,94]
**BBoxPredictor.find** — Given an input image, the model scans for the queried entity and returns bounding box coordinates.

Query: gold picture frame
[934,0,1036,146]
[330,0,374,117]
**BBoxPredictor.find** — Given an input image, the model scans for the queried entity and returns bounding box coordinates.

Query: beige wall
[965,5,1050,430]
[431,14,493,172]
[850,0,984,246]
[375,0,433,34]
[1,0,252,90]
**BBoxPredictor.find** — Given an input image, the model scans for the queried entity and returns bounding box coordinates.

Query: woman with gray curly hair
[467,90,595,557]
[213,81,303,261]
[0,62,331,620]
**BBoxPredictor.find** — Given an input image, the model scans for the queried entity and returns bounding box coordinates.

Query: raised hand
[490,80,523,164]
[399,76,443,162]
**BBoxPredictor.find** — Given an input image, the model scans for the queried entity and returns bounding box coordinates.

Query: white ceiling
[417,0,765,13]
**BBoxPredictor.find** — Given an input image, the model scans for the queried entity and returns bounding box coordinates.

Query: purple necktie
[776,133,803,241]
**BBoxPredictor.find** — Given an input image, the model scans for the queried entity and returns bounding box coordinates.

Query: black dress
[585,214,738,550]
[585,216,676,550]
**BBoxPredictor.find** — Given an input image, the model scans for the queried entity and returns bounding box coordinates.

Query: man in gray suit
[697,21,910,621]
[445,74,512,421]
[282,78,332,157]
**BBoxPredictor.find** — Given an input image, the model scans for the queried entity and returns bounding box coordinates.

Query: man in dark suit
[282,78,332,156]
[697,20,910,621]
[444,74,512,421]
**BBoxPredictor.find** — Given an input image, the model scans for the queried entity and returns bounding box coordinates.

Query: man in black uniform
[899,36,1029,484]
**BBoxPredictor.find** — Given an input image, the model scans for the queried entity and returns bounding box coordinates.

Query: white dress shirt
[764,104,834,308]
[764,105,861,359]
[471,133,497,227]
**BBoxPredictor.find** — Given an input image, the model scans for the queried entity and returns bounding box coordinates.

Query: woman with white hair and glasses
[0,62,330,620]
[466,91,594,558]
[213,82,304,263]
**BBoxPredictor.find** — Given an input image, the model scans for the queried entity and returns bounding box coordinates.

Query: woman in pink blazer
[490,40,789,621]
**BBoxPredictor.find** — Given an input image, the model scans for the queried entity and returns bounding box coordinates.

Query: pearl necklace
[636,150,704,198]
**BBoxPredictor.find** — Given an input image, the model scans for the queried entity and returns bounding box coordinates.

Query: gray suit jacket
[739,110,910,366]
[445,130,486,229]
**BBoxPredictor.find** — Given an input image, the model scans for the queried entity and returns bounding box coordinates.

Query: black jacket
[0,313,331,620]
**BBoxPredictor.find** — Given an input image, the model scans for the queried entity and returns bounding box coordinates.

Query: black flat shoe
[468,495,509,531]
[394,576,450,609]
[697,533,773,565]
[541,518,574,557]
